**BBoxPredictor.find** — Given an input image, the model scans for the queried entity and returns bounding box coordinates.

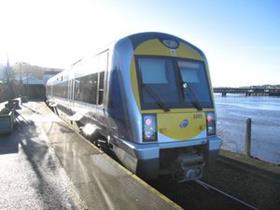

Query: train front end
[115,33,222,182]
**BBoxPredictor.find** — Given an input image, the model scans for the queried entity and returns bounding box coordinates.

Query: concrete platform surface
[1,102,181,209]
[0,103,86,210]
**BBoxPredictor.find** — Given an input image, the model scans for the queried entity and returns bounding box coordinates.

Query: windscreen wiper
[181,82,203,111]
[142,84,170,112]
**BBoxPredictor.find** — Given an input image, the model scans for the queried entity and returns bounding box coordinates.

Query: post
[245,118,252,157]
[20,63,22,84]
[26,69,29,99]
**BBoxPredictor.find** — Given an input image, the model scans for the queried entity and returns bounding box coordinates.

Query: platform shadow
[0,133,19,154]
[0,112,22,155]
[14,109,76,207]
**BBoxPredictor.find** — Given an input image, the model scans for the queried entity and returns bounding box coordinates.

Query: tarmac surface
[0,102,180,210]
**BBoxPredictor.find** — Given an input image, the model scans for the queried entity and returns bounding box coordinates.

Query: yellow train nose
[157,112,206,140]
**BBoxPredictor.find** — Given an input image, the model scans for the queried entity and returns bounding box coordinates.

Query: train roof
[119,32,205,58]
[46,32,206,86]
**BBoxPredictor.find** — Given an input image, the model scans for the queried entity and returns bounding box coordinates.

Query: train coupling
[172,153,205,183]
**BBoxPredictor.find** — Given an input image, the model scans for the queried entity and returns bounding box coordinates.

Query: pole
[245,118,252,157]
[5,57,13,102]
[20,63,22,84]
[27,69,29,99]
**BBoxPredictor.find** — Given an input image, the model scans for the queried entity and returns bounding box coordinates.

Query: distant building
[12,63,62,99]
[43,70,61,84]
[13,63,62,84]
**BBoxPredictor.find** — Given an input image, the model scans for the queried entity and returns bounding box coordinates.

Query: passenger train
[46,32,222,182]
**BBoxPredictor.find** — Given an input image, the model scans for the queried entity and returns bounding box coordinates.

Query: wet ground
[0,103,86,209]
[0,102,180,210]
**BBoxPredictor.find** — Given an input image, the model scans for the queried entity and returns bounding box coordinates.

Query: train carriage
[46,32,222,182]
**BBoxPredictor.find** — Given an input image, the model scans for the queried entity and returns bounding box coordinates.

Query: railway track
[148,176,258,210]
[195,180,258,210]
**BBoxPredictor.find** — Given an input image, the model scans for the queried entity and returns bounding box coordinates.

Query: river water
[214,95,280,164]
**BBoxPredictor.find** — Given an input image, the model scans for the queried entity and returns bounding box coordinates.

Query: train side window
[74,73,98,104]
[74,79,80,101]
[98,71,104,105]
[81,73,98,104]
[89,73,98,104]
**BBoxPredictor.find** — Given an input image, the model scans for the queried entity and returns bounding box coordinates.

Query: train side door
[68,72,75,110]
[71,78,75,107]
[68,79,71,104]
[96,51,109,136]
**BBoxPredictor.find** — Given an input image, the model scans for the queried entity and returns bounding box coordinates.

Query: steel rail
[195,179,259,210]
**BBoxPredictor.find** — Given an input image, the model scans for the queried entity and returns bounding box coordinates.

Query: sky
[0,0,279,87]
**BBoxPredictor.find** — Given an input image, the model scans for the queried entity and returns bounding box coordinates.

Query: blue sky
[0,0,279,87]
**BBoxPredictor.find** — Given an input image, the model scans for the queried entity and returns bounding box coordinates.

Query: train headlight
[142,114,157,142]
[161,39,179,49]
[206,112,216,136]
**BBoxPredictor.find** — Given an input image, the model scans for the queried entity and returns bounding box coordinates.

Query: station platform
[1,102,181,209]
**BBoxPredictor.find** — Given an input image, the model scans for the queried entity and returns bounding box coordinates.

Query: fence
[0,81,45,102]
[0,83,9,103]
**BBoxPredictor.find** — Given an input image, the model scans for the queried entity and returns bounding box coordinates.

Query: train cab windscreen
[136,57,213,110]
